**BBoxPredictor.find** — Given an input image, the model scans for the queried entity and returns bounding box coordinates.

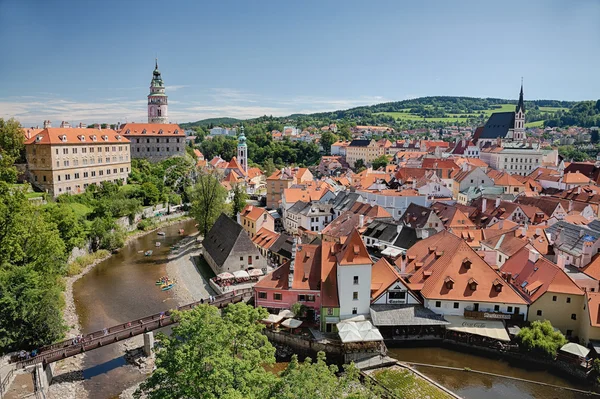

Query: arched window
[157,109,161,117]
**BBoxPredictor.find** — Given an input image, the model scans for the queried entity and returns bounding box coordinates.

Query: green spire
[238,125,247,147]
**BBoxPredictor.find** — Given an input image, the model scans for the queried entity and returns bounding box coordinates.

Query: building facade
[25,127,131,196]
[345,139,385,168]
[119,123,185,161]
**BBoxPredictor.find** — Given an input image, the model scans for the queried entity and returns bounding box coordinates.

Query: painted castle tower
[148,59,168,124]
[237,125,248,173]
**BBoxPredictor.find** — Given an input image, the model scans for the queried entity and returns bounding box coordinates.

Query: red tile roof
[254,244,321,291]
[119,123,184,137]
[24,128,129,145]
[337,229,372,266]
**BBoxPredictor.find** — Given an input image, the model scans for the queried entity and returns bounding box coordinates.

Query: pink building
[254,242,321,318]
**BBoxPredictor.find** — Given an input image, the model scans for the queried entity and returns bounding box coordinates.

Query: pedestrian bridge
[14,288,253,369]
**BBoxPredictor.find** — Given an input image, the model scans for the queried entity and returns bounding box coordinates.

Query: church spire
[516,79,525,113]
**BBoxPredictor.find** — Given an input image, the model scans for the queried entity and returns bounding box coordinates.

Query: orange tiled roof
[402,230,526,304]
[563,171,592,184]
[370,258,401,301]
[119,123,183,137]
[337,229,372,266]
[321,242,339,307]
[240,204,268,221]
[254,244,321,291]
[502,247,583,303]
[246,167,263,179]
[252,227,279,250]
[586,292,600,327]
[24,128,129,145]
[481,233,527,257]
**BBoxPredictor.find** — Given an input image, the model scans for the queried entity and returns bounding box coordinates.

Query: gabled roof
[401,230,526,304]
[502,247,583,303]
[254,244,321,291]
[421,158,459,170]
[370,258,403,301]
[401,203,434,229]
[337,229,373,266]
[477,112,515,140]
[330,191,362,211]
[227,156,247,176]
[240,204,269,221]
[546,221,600,257]
[431,203,475,229]
[203,213,254,267]
[321,242,339,307]
[349,139,374,147]
[488,171,525,187]
[481,233,527,257]
[251,227,279,250]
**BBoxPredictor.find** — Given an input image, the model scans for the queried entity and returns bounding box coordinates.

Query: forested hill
[182,96,581,130]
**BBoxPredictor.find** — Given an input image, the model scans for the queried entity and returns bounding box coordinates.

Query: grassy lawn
[66,202,93,218]
[525,120,545,128]
[372,367,453,399]
[376,103,518,123]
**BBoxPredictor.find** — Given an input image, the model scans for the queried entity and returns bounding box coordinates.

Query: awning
[381,247,402,257]
[370,305,450,327]
[262,314,284,324]
[336,320,384,343]
[233,270,250,279]
[445,315,510,342]
[560,342,590,358]
[278,309,295,319]
[217,272,234,279]
[281,319,303,329]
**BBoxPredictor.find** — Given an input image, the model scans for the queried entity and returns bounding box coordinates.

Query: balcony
[464,308,524,322]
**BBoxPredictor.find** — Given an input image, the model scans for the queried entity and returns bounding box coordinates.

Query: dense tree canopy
[517,320,567,358]
[0,183,67,351]
[188,170,228,237]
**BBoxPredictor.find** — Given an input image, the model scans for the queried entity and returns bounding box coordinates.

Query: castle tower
[148,59,168,124]
[237,125,248,173]
[514,81,525,140]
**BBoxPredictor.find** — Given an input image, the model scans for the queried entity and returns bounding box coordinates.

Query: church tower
[237,125,248,173]
[514,81,525,140]
[148,59,168,124]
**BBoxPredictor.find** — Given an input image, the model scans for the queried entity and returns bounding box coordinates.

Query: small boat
[144,250,153,256]
[157,231,166,236]
[155,278,170,285]
[161,284,175,291]
[155,242,161,247]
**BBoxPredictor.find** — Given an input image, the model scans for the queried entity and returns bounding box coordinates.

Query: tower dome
[148,58,168,124]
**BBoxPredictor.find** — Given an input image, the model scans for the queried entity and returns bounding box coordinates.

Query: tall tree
[187,169,227,237]
[42,203,87,253]
[0,183,67,350]
[0,118,25,159]
[320,131,338,155]
[136,303,276,399]
[231,183,248,217]
[354,159,366,172]
[517,320,567,359]
[371,155,389,170]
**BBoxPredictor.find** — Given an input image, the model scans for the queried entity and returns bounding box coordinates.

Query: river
[72,219,596,399]
[72,219,198,399]
[388,346,595,399]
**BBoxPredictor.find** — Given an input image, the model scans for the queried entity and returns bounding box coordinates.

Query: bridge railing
[15,289,253,368]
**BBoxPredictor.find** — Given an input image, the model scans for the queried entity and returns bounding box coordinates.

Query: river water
[72,219,197,399]
[388,346,594,399]
[73,219,596,399]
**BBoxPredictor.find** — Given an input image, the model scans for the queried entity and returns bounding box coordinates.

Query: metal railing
[14,288,253,368]
[0,368,14,398]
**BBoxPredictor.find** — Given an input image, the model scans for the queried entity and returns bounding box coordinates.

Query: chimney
[528,249,540,263]
[358,214,365,228]
[288,236,298,288]
[499,218,504,229]
[569,200,573,212]
[43,120,51,128]
[556,254,566,270]
[400,254,407,275]
[482,198,487,213]
[495,197,501,208]
[580,229,585,238]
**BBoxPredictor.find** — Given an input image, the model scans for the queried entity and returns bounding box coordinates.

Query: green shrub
[67,250,110,276]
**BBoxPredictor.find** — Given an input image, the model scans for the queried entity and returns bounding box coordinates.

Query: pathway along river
[72,219,198,399]
[73,219,594,399]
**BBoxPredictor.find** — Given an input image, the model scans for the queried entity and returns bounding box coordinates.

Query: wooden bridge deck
[14,288,253,368]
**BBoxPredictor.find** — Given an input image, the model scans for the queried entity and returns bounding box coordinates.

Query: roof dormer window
[102,135,108,141]
[158,129,163,135]
[125,129,130,135]
[92,135,97,142]
[462,258,472,269]
[79,135,85,142]
[36,135,42,142]
[174,130,179,134]
[468,277,478,291]
[493,279,503,292]
[142,129,147,134]
[61,135,67,142]
[444,276,454,289]
[116,135,121,141]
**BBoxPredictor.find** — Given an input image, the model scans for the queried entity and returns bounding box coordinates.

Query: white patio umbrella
[248,269,263,277]
[217,272,235,279]
[233,270,250,279]
[281,319,303,329]
[278,309,295,319]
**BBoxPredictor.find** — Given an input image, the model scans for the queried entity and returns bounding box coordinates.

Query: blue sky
[1,0,599,126]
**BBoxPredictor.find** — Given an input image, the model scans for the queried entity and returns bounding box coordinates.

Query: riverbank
[48,216,193,399]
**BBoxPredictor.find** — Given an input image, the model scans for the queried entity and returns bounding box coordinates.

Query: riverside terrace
[13,288,252,369]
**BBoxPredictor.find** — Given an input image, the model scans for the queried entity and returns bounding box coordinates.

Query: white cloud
[0,89,391,126]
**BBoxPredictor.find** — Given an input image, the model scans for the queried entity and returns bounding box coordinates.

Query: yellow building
[580,292,600,345]
[345,139,385,168]
[502,247,585,338]
[266,167,312,209]
[239,205,275,238]
[25,127,131,196]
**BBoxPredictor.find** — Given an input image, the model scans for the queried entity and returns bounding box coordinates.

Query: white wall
[337,264,372,318]
[424,298,527,318]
